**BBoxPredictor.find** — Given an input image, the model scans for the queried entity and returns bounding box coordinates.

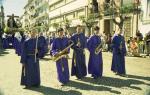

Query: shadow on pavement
[0,89,4,95]
[0,49,9,56]
[145,87,150,95]
[66,80,121,94]
[26,85,82,95]
[127,74,150,82]
[78,76,150,91]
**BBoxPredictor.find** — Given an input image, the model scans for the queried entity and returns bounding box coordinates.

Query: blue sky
[3,0,27,18]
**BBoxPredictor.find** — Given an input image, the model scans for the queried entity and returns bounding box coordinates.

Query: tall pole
[136,4,138,32]
[1,6,4,30]
[136,0,139,33]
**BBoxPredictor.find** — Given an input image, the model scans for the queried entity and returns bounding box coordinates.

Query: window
[66,13,74,20]
[77,9,85,18]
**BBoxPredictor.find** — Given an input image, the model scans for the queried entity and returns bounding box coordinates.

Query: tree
[62,18,71,35]
[106,1,135,31]
[112,4,135,30]
[52,22,59,32]
[63,18,70,30]
[79,13,100,35]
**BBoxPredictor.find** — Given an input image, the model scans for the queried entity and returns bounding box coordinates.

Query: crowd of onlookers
[127,31,150,57]
[101,30,150,57]
[100,31,115,52]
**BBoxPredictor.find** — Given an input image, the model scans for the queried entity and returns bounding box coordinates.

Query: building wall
[49,0,88,19]
[23,0,34,30]
[48,0,89,32]
[22,0,49,32]
[97,0,143,40]
[21,0,150,38]
[139,0,150,36]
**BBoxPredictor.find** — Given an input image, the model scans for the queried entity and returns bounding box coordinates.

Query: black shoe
[32,84,40,88]
[115,72,120,75]
[120,74,127,77]
[94,76,99,79]
[76,78,82,80]
[24,86,31,89]
[76,76,84,80]
[61,82,68,86]
[116,73,127,77]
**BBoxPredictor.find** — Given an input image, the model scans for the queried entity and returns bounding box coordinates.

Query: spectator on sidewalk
[130,38,140,56]
[145,31,150,56]
[106,34,112,52]
[101,32,107,51]
[2,33,9,49]
[136,30,144,54]
[127,37,133,52]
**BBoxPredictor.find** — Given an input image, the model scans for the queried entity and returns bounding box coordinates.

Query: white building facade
[48,0,89,32]
[139,0,150,36]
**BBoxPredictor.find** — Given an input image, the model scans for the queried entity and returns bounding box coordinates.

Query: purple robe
[87,35,103,78]
[111,34,126,75]
[20,38,41,87]
[2,37,9,49]
[45,37,50,53]
[50,37,55,56]
[51,37,70,84]
[38,36,47,58]
[71,33,87,79]
[7,35,13,47]
[13,37,22,56]
[13,37,17,52]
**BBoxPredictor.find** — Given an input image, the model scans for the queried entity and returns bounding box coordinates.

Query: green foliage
[63,18,70,29]
[4,26,9,33]
[104,3,135,16]
[52,23,59,29]
[4,27,25,34]
[120,4,134,14]
[104,7,115,16]
[79,13,97,28]
[51,22,60,32]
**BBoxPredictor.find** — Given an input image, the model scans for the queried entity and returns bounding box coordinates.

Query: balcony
[49,0,62,7]
[35,1,48,10]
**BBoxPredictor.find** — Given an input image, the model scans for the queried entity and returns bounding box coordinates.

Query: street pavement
[0,49,150,95]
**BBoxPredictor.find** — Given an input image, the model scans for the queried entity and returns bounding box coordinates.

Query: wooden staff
[35,30,39,63]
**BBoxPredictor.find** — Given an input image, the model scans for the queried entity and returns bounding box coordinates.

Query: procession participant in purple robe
[2,33,9,49]
[14,32,22,56]
[20,31,41,88]
[24,32,31,40]
[45,32,54,54]
[50,32,56,44]
[64,31,72,59]
[45,32,51,53]
[50,32,56,56]
[38,32,47,59]
[51,28,70,85]
[111,29,126,76]
[87,26,103,79]
[71,25,87,79]
[7,34,13,47]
